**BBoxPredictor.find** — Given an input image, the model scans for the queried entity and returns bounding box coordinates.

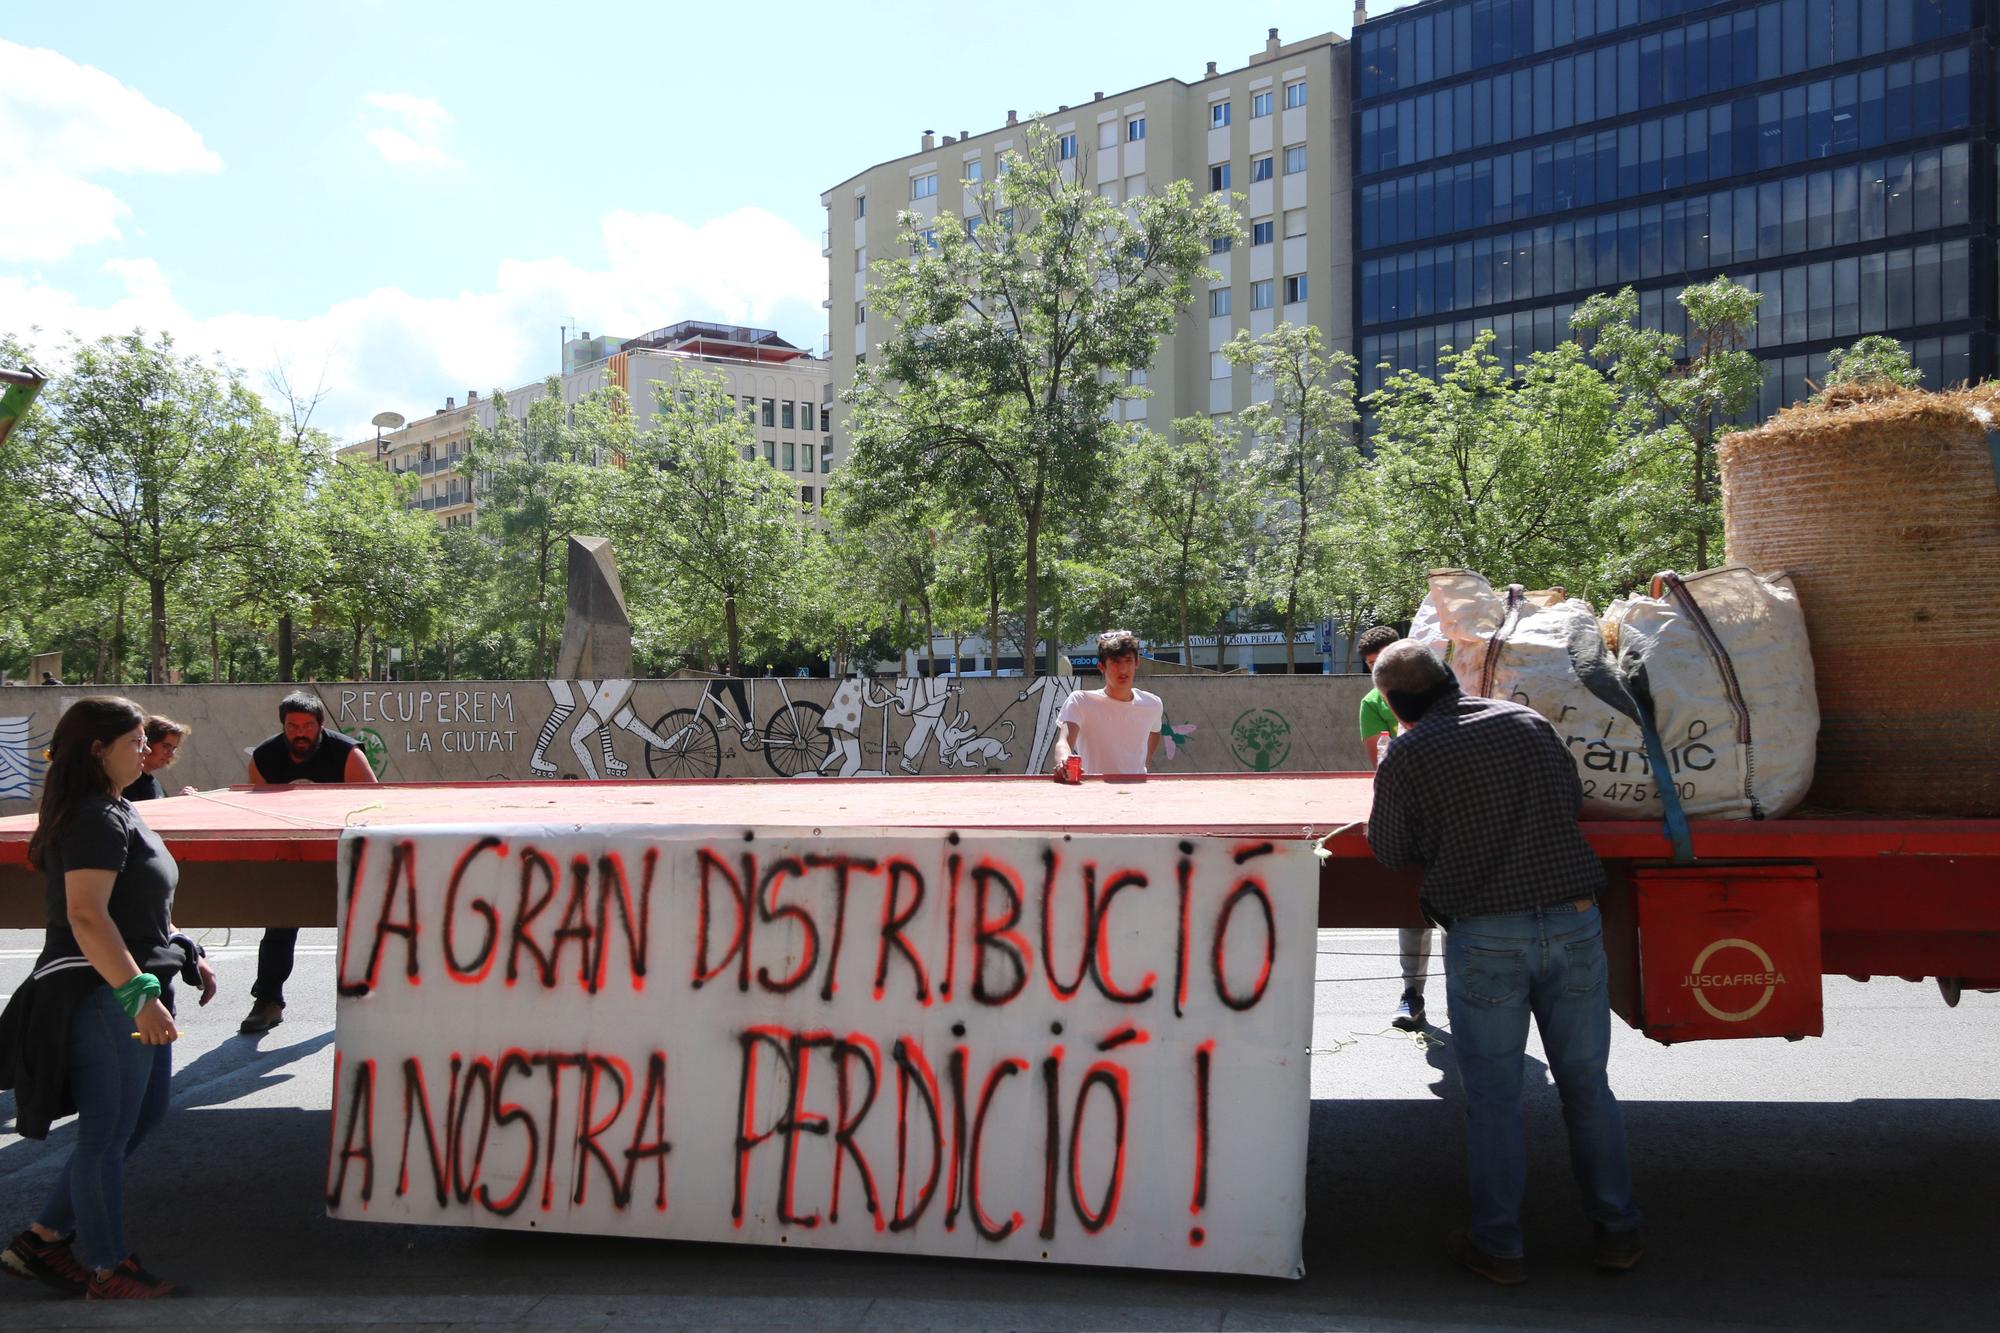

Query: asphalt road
[1,926,1994,1332]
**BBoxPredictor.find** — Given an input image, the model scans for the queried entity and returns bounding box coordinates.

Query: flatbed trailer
[3,773,1995,1042]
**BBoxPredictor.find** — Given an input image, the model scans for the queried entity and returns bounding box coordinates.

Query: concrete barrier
[0,675,1375,816]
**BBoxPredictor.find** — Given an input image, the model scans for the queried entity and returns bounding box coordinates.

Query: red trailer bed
[4,774,1995,1040]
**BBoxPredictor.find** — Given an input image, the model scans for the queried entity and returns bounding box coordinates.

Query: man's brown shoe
[1446,1229,1526,1285]
[238,1001,285,1034]
[1592,1225,1644,1272]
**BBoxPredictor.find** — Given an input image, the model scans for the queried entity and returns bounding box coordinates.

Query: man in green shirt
[1356,625,1433,1031]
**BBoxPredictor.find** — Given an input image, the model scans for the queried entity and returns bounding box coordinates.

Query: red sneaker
[84,1255,180,1300]
[2,1229,91,1295]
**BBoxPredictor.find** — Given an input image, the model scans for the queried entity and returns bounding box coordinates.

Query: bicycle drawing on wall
[644,677,829,778]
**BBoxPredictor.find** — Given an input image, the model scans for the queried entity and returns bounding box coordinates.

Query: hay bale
[1718,384,2000,815]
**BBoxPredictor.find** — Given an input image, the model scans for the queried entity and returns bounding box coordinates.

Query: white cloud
[0,39,221,263]
[0,206,828,442]
[361,92,460,168]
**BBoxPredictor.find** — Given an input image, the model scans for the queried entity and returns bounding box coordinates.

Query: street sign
[1316,619,1334,656]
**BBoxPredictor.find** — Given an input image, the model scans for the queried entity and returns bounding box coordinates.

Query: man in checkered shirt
[1366,641,1642,1284]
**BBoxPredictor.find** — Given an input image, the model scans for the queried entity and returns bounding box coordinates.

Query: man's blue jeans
[34,984,174,1273]
[1444,901,1640,1259]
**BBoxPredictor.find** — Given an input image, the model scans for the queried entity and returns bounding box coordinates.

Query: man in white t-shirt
[1050,629,1163,781]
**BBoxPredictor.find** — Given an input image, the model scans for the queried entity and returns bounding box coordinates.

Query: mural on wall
[1,716,48,802]
[0,677,1370,816]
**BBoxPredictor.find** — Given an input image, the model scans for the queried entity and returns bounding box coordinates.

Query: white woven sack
[1425,567,1816,821]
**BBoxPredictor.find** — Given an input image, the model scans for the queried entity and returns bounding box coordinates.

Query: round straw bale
[1718,384,2000,815]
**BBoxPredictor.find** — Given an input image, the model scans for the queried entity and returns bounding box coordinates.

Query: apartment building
[1351,0,1993,415]
[820,27,1354,464]
[342,320,832,523]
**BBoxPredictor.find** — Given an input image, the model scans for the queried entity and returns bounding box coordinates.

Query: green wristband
[114,972,161,1020]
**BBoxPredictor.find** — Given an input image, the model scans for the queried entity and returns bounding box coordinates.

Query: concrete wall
[0,675,1375,816]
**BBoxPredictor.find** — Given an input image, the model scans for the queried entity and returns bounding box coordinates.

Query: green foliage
[1358,330,1629,610]
[610,371,815,673]
[463,377,624,678]
[3,331,295,682]
[1573,277,1763,572]
[1225,323,1361,672]
[1822,334,1922,393]
[843,123,1239,676]
[1106,416,1245,667]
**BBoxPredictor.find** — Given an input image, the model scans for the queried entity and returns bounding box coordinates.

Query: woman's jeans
[34,984,173,1273]
[1444,901,1640,1259]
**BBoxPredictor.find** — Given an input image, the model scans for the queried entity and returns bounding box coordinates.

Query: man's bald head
[1372,639,1449,696]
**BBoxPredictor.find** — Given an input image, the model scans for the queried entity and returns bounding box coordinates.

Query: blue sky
[2,1,1408,438]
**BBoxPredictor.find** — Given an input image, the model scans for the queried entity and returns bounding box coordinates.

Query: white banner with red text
[327,826,1315,1277]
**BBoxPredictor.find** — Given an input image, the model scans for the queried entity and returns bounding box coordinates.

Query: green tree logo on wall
[354,727,389,778]
[1230,708,1291,772]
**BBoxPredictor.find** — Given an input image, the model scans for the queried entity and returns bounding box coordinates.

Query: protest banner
[328,825,1315,1277]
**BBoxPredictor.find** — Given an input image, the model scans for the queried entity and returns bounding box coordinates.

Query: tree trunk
[351,620,365,681]
[1022,498,1042,680]
[148,579,167,685]
[985,544,1000,675]
[920,594,936,680]
[723,590,742,674]
[1283,593,1298,674]
[1693,427,1711,570]
[210,612,220,683]
[112,589,126,684]
[445,633,456,681]
[278,614,295,683]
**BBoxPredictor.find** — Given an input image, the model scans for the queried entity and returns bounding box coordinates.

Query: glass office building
[1351,0,1991,417]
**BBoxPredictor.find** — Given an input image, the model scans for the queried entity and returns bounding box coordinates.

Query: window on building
[855,304,867,324]
[912,172,937,199]
[1283,208,1307,238]
[820,408,831,432]
[918,226,938,251]
[781,402,795,430]
[965,159,983,183]
[741,444,756,462]
[763,440,776,464]
[1210,234,1233,254]
[1127,117,1146,142]
[799,400,812,425]
[1059,132,1077,160]
[1285,80,1307,109]
[855,195,866,219]
[1210,351,1231,379]
[1252,219,1274,246]
[1209,163,1231,192]
[1211,101,1231,128]
[1252,90,1274,118]
[741,395,756,419]
[1252,155,1274,182]
[1250,279,1274,310]
[821,442,834,473]
[802,485,815,506]
[1210,288,1233,317]
[761,399,775,427]
[1284,274,1308,304]
[783,441,795,470]
[1283,145,1306,175]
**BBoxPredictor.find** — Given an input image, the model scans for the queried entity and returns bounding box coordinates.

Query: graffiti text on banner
[327,827,1315,1278]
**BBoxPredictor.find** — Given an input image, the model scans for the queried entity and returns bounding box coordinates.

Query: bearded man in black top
[239,692,376,1033]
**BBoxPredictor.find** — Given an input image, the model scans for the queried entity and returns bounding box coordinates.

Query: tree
[309,457,440,679]
[844,123,1240,676]
[462,377,624,679]
[1358,329,1628,607]
[1224,323,1362,672]
[1573,278,1763,572]
[1110,416,1241,668]
[8,331,290,682]
[1822,334,1922,393]
[611,371,814,674]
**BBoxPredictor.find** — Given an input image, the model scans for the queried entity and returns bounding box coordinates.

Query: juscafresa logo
[1681,937,1786,1022]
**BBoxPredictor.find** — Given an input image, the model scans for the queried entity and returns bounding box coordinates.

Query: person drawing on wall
[1019,672,1079,775]
[891,676,958,774]
[530,680,673,779]
[816,672,897,777]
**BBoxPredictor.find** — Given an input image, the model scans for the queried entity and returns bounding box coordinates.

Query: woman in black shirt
[0,697,216,1300]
